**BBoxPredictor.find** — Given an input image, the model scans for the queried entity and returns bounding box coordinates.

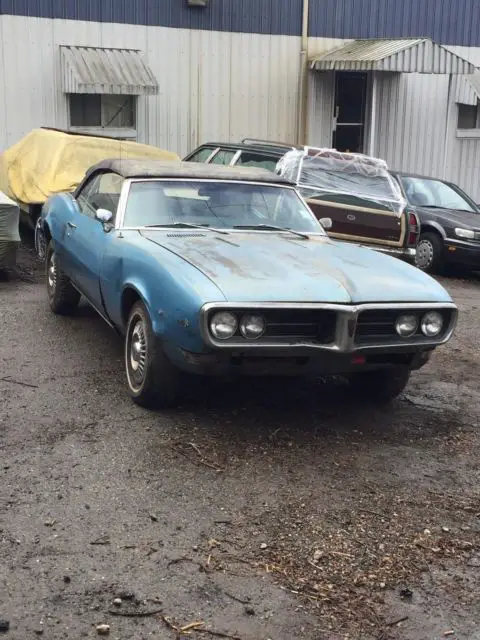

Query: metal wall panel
[373,72,450,177]
[309,0,480,47]
[0,0,303,36]
[307,72,334,148]
[0,15,301,156]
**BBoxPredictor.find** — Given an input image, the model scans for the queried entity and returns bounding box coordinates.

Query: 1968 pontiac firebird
[38,159,458,408]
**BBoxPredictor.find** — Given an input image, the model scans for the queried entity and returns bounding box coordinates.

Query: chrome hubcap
[48,252,57,289]
[416,239,434,269]
[130,320,147,378]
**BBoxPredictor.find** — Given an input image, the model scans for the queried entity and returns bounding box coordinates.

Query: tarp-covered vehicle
[0,190,20,268]
[0,127,180,258]
[276,147,420,261]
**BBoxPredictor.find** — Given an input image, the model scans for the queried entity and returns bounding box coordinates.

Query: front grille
[263,309,336,343]
[207,308,337,345]
[355,309,453,345]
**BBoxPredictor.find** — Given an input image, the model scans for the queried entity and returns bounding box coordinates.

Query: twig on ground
[172,442,223,472]
[1,376,38,389]
[385,616,409,627]
[222,590,251,605]
[195,629,242,639]
[108,608,163,617]
[90,535,110,546]
[162,616,180,632]
[181,621,205,632]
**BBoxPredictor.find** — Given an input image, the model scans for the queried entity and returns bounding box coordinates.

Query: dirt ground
[1,235,479,640]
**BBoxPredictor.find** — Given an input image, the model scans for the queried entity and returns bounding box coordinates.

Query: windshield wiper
[144,222,229,235]
[233,224,310,240]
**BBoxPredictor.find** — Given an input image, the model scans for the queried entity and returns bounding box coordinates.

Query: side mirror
[96,208,113,223]
[319,217,333,230]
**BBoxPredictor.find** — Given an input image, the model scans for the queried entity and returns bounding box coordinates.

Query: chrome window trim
[115,178,324,232]
[230,150,242,165]
[200,301,458,352]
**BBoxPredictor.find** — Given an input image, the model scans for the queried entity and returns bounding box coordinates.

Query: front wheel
[349,366,411,403]
[46,241,80,315]
[415,232,444,273]
[125,301,180,408]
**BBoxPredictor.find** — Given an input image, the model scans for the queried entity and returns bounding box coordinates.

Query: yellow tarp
[0,128,180,206]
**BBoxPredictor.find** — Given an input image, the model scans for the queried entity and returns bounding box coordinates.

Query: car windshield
[122,180,323,232]
[400,176,476,212]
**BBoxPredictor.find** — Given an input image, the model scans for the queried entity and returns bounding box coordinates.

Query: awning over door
[310,38,476,75]
[60,45,158,95]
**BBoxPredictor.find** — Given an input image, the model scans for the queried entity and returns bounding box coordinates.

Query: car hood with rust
[139,230,452,304]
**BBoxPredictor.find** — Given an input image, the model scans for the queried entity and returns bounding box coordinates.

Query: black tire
[349,366,411,403]
[35,220,47,262]
[125,301,180,408]
[415,231,444,273]
[46,241,80,315]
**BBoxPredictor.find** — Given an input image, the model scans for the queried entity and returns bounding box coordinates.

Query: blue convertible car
[39,159,458,407]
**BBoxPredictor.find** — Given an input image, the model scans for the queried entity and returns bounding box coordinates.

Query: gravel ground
[1,237,479,640]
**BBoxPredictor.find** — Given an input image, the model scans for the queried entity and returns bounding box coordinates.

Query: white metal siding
[0,15,301,156]
[373,73,450,178]
[307,72,334,147]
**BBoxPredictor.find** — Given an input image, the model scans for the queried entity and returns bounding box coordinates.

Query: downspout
[443,73,453,179]
[296,0,309,145]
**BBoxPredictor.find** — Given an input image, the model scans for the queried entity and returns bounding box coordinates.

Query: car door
[64,171,123,309]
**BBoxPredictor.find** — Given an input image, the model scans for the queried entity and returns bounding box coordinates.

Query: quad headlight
[209,311,267,340]
[395,311,444,338]
[395,314,418,337]
[239,314,266,339]
[420,311,443,337]
[210,311,238,340]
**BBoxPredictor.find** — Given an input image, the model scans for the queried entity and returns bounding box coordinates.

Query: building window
[69,94,136,130]
[457,103,479,129]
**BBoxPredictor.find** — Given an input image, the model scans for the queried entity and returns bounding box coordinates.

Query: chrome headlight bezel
[420,311,444,337]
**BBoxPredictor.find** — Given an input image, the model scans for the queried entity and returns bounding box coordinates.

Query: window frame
[233,150,281,171]
[456,101,480,139]
[68,93,138,140]
[76,170,124,220]
[186,146,219,163]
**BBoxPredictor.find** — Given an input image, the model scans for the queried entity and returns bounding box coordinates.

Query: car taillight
[407,210,420,246]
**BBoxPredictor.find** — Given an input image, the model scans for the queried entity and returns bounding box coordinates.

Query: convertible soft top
[86,158,295,185]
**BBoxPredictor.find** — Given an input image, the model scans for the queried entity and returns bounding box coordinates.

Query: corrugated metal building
[1,0,480,198]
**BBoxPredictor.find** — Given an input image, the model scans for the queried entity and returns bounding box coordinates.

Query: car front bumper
[372,246,416,262]
[444,238,480,267]
[169,344,434,377]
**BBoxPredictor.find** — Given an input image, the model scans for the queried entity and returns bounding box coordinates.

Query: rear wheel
[125,301,180,408]
[46,241,80,315]
[415,232,444,273]
[349,366,411,403]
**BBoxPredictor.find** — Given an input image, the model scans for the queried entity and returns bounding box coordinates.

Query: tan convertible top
[0,128,179,207]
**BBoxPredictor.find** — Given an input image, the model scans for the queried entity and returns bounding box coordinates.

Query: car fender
[100,240,225,352]
[419,220,446,239]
